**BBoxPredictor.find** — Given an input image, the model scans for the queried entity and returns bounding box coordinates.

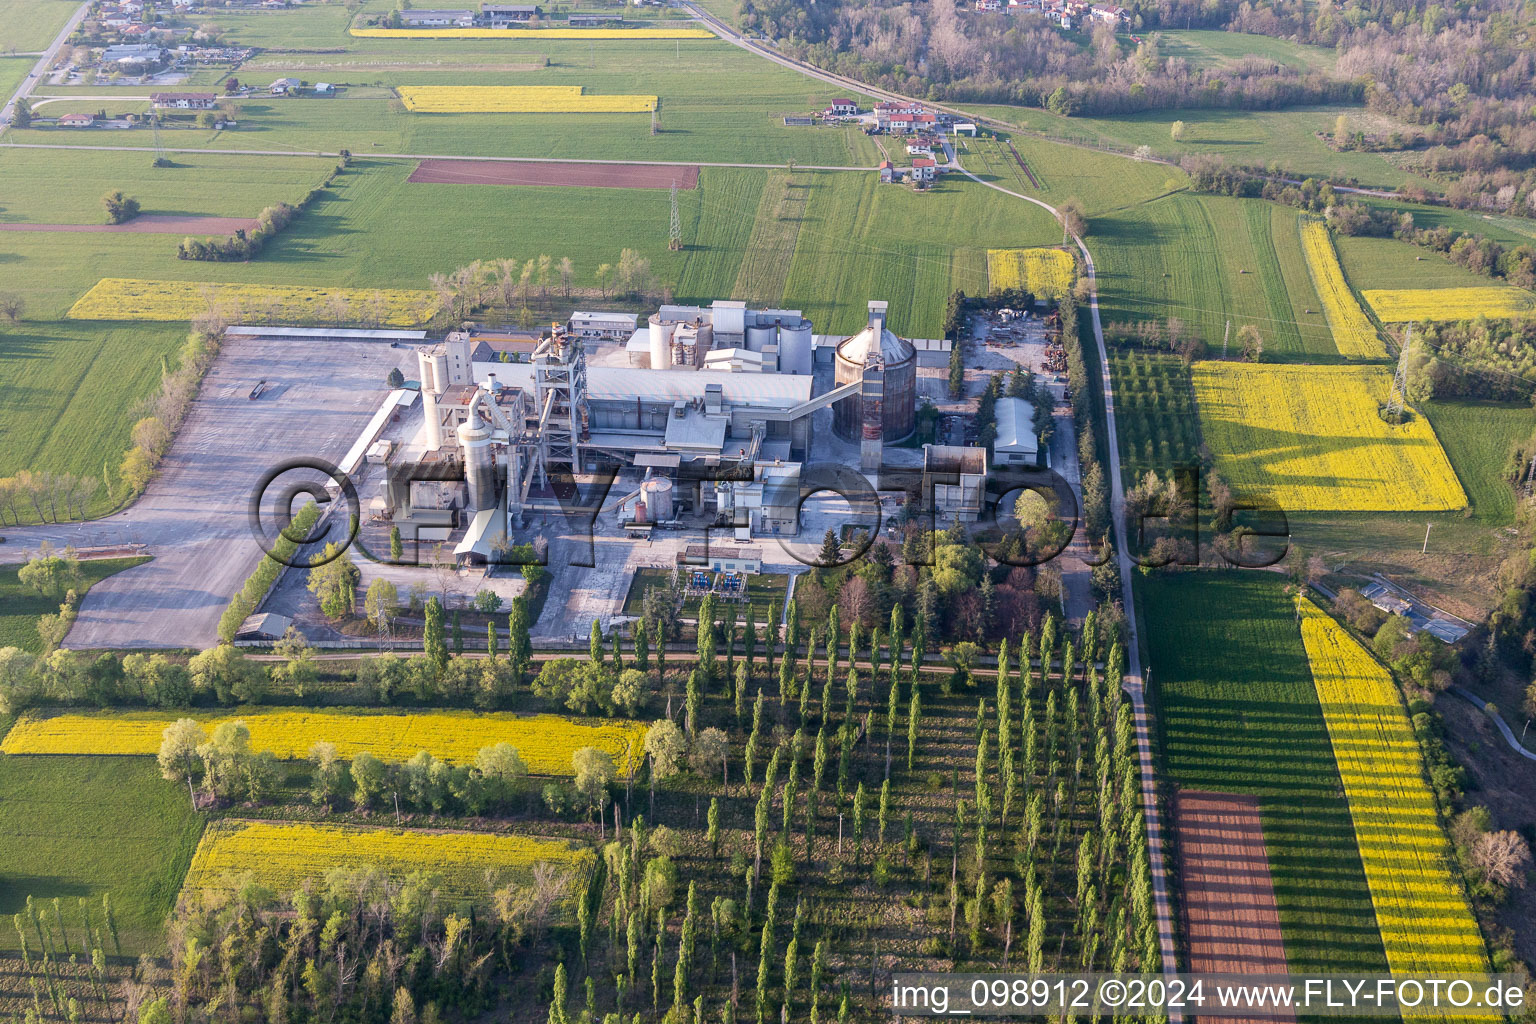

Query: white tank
[649,316,675,370]
[640,476,674,521]
[745,323,776,352]
[779,318,813,375]
[458,400,496,512]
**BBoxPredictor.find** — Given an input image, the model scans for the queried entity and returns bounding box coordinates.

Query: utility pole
[1421,522,1432,554]
[668,181,682,251]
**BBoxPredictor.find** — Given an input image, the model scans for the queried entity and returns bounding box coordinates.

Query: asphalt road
[0,1,89,131]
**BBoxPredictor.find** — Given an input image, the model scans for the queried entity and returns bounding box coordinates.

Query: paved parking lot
[2,334,412,648]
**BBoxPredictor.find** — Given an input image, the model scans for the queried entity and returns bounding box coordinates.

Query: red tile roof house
[879,160,894,183]
[56,112,94,127]
[827,98,858,115]
[911,157,936,182]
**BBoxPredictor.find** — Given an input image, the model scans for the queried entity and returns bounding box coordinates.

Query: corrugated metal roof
[470,361,813,407]
[995,397,1039,454]
[225,325,428,340]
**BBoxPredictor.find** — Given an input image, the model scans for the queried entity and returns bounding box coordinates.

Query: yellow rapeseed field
[397,85,656,113]
[1,708,648,775]
[351,27,713,39]
[185,820,591,904]
[986,248,1075,299]
[1362,286,1536,323]
[1298,599,1492,981]
[1299,220,1387,358]
[67,278,440,327]
[1190,362,1466,512]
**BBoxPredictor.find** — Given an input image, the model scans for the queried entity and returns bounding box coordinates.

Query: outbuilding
[994,396,1043,466]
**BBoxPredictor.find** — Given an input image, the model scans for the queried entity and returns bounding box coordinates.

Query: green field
[1092,193,1335,356]
[1107,350,1200,488]
[0,320,186,511]
[0,0,76,52]
[1334,234,1511,294]
[1142,572,1390,974]
[0,146,339,225]
[0,54,31,102]
[23,36,882,166]
[1153,29,1336,72]
[964,104,1427,190]
[1421,400,1536,525]
[0,556,150,650]
[0,755,204,953]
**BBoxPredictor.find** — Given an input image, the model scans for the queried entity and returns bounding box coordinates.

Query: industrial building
[994,397,1045,467]
[379,297,921,558]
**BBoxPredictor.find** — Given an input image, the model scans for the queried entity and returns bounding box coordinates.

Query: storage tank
[458,399,496,512]
[744,322,776,353]
[778,317,813,375]
[833,301,916,442]
[648,315,675,370]
[640,476,674,521]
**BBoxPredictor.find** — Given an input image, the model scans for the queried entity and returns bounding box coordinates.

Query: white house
[827,98,858,116]
[911,157,936,182]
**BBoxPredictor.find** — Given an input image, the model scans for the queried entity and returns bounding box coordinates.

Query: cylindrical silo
[458,400,496,512]
[745,323,776,353]
[833,309,917,442]
[779,318,813,375]
[641,476,674,521]
[649,315,675,370]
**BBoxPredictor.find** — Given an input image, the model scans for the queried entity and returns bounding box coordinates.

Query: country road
[0,1,89,132]
[951,161,1181,980]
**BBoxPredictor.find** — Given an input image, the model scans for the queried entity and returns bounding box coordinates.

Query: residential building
[911,157,936,182]
[269,76,300,94]
[57,112,94,127]
[827,98,857,115]
[878,159,894,183]
[150,91,217,109]
[976,0,1002,10]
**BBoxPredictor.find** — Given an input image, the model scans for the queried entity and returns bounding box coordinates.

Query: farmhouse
[879,160,894,183]
[400,8,476,26]
[480,3,540,24]
[569,311,640,340]
[993,396,1043,466]
[151,91,217,109]
[827,98,857,115]
[269,77,300,95]
[911,157,936,182]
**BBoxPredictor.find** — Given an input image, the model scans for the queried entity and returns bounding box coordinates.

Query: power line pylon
[1385,324,1412,421]
[668,181,682,251]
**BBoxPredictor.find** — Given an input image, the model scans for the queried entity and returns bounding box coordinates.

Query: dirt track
[0,214,258,233]
[408,158,699,189]
[1174,790,1294,1023]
